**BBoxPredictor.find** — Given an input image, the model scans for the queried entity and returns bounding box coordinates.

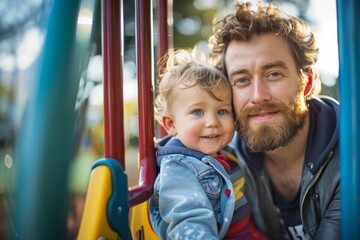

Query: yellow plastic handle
[77,165,119,240]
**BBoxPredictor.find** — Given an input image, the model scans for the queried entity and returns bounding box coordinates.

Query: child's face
[165,84,235,156]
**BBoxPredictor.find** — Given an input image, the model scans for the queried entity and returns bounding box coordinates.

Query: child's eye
[218,109,227,115]
[192,109,203,116]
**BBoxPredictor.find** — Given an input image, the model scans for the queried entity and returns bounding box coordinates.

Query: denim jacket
[148,137,235,240]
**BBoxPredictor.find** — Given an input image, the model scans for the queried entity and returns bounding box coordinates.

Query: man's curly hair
[209,1,321,98]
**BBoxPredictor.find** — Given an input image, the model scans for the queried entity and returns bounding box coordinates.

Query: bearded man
[210,2,340,240]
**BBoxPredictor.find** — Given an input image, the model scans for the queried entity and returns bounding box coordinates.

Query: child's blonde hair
[154,49,232,124]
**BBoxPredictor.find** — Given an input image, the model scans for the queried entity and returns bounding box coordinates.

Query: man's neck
[263,115,310,201]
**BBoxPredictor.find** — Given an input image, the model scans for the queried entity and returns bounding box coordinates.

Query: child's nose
[205,115,220,127]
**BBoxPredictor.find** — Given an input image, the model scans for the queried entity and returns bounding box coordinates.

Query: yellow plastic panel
[78,165,119,240]
[130,201,159,240]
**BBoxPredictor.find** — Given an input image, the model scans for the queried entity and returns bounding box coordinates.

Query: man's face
[224,33,308,152]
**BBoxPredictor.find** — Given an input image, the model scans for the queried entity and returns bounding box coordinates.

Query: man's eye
[232,77,249,87]
[192,109,203,116]
[267,71,283,80]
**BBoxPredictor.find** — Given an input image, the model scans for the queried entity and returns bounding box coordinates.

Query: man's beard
[237,97,308,152]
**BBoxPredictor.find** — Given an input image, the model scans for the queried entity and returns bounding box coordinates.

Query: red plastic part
[128,0,157,206]
[102,0,125,166]
[156,0,171,138]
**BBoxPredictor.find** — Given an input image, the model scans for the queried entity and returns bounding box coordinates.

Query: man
[209,1,339,240]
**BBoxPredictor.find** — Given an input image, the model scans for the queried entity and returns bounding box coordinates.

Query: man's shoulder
[311,96,339,110]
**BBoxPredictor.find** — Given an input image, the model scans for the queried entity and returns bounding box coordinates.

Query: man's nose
[250,78,271,104]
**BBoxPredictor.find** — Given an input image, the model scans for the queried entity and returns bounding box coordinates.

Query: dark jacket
[228,96,340,240]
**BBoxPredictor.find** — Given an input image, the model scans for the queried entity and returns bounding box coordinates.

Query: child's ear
[162,115,177,136]
[304,68,313,97]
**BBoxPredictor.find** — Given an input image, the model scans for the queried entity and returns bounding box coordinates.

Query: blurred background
[0,0,338,239]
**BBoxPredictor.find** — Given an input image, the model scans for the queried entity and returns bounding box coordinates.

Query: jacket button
[307,162,314,171]
[225,188,231,196]
[312,194,319,200]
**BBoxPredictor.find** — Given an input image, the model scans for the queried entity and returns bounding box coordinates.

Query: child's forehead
[178,75,229,88]
[175,82,232,99]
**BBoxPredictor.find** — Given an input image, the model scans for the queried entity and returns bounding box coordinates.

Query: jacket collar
[156,136,207,166]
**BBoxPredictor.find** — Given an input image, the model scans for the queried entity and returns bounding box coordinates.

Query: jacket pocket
[198,168,222,213]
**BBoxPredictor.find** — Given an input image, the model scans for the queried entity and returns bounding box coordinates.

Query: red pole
[102,0,125,167]
[156,0,173,138]
[128,0,157,206]
[157,0,171,72]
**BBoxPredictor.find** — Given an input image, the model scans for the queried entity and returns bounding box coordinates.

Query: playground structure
[0,0,359,239]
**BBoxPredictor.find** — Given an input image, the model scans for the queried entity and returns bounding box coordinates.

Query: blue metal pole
[13,0,81,239]
[337,0,360,238]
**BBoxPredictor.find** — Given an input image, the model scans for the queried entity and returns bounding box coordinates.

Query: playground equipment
[8,0,360,239]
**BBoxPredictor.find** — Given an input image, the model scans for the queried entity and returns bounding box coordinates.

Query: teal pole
[337,0,360,238]
[13,0,81,239]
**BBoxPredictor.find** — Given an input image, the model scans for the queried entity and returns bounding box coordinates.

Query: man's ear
[162,115,177,136]
[304,68,313,97]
